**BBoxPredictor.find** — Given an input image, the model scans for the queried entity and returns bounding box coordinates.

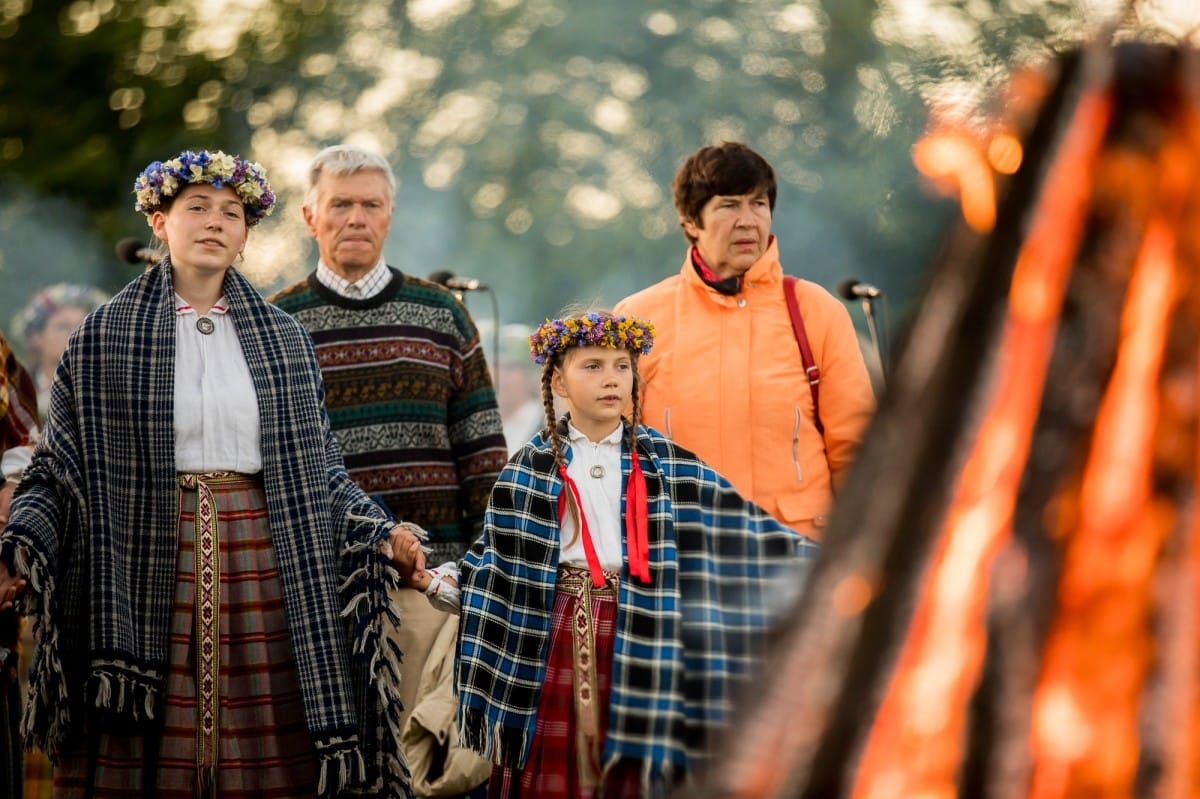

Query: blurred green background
[1,0,1196,361]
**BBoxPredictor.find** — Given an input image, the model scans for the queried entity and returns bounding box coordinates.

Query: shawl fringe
[601,753,678,799]
[460,708,528,769]
[340,526,414,798]
[11,540,70,760]
[315,733,367,797]
[88,661,160,732]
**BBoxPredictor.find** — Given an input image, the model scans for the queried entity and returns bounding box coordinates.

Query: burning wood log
[692,40,1200,799]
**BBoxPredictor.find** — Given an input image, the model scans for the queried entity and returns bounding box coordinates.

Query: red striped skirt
[54,472,318,798]
[487,564,643,799]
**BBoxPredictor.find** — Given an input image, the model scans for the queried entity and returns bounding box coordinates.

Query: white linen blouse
[173,295,262,473]
[559,422,624,570]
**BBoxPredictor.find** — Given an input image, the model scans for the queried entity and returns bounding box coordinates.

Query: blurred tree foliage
[252,0,948,320]
[0,0,338,326]
[0,0,1179,345]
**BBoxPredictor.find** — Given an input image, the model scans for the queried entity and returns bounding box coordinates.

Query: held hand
[383,523,427,583]
[408,568,433,592]
[410,567,459,597]
[0,561,26,613]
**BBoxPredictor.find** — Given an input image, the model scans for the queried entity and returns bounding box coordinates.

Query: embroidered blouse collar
[565,421,623,447]
[174,293,230,317]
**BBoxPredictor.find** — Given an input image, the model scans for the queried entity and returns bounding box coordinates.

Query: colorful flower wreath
[133,149,276,226]
[528,313,656,364]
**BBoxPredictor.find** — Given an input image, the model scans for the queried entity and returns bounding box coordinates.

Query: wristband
[423,569,445,597]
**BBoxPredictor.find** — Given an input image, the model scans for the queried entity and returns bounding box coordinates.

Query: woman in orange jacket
[615,141,875,539]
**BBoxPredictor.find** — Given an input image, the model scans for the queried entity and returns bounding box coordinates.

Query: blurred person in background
[270,143,505,798]
[9,285,105,797]
[615,141,875,540]
[0,330,36,799]
[0,148,425,797]
[14,283,109,421]
[483,321,547,457]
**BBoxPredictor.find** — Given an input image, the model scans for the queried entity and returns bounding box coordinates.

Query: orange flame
[1028,129,1192,796]
[913,131,999,233]
[853,89,1113,799]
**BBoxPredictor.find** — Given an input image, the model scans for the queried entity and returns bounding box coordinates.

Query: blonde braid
[627,356,642,455]
[539,362,560,460]
[542,359,583,549]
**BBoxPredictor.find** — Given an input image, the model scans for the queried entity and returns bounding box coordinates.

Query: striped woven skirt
[54,472,318,798]
[486,564,643,799]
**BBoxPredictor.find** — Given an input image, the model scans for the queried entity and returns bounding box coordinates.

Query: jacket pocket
[776,493,829,537]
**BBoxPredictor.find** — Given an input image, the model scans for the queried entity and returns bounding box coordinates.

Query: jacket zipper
[792,407,803,482]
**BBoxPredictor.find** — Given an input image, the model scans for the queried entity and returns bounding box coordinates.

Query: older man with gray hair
[271,145,506,792]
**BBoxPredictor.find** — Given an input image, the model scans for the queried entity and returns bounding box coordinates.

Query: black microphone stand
[860,296,887,385]
[458,288,502,377]
[487,288,500,381]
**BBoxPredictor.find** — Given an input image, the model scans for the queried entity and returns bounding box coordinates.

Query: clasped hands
[382,522,428,588]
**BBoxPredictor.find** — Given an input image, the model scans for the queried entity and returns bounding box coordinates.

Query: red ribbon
[626,455,650,584]
[557,454,652,588]
[559,465,606,588]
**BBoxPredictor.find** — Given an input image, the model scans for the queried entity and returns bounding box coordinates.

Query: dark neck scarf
[691,247,743,295]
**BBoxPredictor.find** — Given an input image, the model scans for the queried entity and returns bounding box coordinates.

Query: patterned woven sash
[176,471,260,794]
[556,563,620,788]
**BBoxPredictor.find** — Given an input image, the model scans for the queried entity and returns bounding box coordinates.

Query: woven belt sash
[556,563,620,789]
[176,471,259,795]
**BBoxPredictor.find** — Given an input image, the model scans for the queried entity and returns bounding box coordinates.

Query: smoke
[0,179,113,359]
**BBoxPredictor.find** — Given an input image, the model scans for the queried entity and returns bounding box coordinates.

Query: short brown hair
[672,142,777,243]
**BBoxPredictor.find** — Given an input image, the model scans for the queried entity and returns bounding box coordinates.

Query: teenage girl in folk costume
[397,310,820,798]
[0,150,426,798]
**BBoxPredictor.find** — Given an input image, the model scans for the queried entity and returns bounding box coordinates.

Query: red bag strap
[783,275,823,435]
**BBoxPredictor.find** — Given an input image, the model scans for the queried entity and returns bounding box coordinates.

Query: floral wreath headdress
[133,149,276,226]
[529,313,656,365]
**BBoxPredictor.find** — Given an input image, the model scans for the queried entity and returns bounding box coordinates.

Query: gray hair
[304,144,397,209]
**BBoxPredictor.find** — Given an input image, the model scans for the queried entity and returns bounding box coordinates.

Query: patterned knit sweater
[271,269,508,562]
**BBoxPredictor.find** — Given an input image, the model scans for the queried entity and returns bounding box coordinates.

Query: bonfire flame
[690,40,1200,799]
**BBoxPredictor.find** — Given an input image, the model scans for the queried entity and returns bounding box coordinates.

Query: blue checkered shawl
[0,261,412,797]
[457,421,818,785]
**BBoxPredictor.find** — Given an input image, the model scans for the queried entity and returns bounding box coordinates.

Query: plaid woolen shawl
[457,421,819,785]
[0,262,412,797]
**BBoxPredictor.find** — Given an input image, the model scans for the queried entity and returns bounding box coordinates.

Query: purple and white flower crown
[134,149,276,226]
[529,313,656,365]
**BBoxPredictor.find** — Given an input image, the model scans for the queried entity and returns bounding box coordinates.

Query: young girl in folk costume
[0,150,426,798]
[400,310,819,798]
